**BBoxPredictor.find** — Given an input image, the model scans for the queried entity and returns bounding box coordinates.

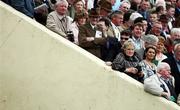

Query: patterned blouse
[139,60,157,80]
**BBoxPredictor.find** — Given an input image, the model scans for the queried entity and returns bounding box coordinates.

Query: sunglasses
[121,37,129,40]
[122,6,129,10]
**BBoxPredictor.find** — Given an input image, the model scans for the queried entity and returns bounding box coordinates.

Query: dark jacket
[78,22,106,58]
[112,52,143,82]
[101,37,121,62]
[11,0,35,18]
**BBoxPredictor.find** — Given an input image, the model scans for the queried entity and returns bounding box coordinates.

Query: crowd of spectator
[1,0,180,105]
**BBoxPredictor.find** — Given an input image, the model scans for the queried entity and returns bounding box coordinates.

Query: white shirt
[69,22,79,45]
[111,22,121,41]
[87,0,94,10]
[131,36,144,50]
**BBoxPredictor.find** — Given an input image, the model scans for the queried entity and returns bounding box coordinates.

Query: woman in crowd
[144,62,177,102]
[68,0,86,19]
[139,46,157,80]
[155,36,167,65]
[112,40,144,82]
[69,10,88,45]
[73,0,84,13]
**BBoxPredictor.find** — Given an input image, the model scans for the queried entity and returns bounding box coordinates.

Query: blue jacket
[11,0,35,18]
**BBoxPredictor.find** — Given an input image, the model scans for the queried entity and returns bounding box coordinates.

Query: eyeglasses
[121,37,129,40]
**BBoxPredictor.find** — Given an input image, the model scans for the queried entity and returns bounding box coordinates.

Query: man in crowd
[46,0,73,38]
[130,22,144,50]
[163,43,180,96]
[149,21,163,37]
[138,0,150,19]
[2,0,35,18]
[144,62,177,102]
[119,0,131,13]
[98,0,112,17]
[78,8,106,58]
[108,10,124,41]
[165,28,180,56]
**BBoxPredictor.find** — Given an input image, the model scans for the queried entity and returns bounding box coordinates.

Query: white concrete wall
[0,1,180,110]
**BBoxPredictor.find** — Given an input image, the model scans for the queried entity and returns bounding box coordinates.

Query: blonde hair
[122,40,135,50]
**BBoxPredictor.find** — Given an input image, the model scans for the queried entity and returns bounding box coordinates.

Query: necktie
[60,17,67,33]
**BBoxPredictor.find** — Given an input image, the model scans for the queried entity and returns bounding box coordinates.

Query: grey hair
[122,40,135,49]
[55,0,68,7]
[157,62,170,73]
[143,34,159,44]
[173,39,180,46]
[110,10,124,19]
[170,28,180,35]
[174,43,180,52]
[120,0,131,7]
[129,12,143,23]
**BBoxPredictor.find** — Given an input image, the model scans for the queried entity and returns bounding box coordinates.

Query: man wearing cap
[97,0,112,17]
[46,0,73,38]
[78,8,106,58]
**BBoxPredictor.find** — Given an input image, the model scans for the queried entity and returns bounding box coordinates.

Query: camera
[135,65,142,73]
[66,31,74,42]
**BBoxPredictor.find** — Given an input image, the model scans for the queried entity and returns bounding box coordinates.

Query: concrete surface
[0,1,180,110]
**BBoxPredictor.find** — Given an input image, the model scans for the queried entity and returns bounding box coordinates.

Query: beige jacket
[46,11,73,37]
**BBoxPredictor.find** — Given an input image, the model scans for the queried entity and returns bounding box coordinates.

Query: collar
[55,11,66,20]
[90,23,96,29]
[132,36,141,41]
[173,55,180,64]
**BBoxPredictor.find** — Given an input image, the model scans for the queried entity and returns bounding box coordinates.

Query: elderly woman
[112,40,143,82]
[69,10,88,45]
[144,62,177,102]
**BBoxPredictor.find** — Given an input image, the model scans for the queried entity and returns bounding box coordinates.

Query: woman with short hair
[69,10,88,45]
[112,40,143,82]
